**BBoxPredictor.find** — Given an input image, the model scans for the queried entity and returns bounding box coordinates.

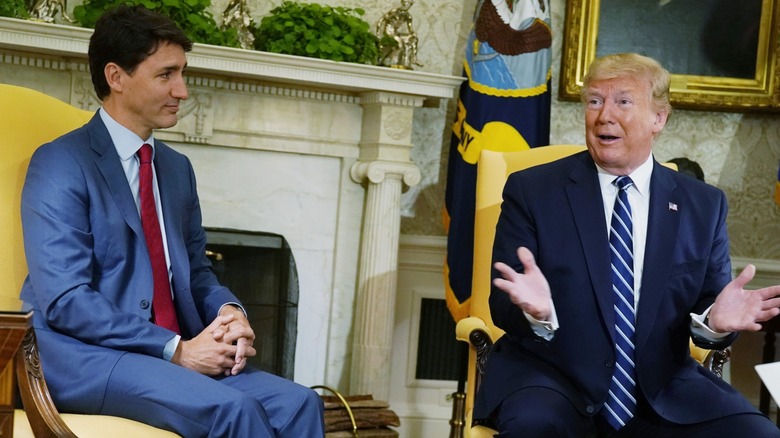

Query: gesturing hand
[492,246,552,321]
[708,264,780,333]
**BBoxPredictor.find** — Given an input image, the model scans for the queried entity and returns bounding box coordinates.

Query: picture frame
[559,0,780,112]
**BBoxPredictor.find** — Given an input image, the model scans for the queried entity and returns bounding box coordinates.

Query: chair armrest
[16,326,77,437]
[456,317,498,378]
[456,317,489,343]
[689,339,730,379]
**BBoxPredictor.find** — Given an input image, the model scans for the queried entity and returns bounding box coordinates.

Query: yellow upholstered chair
[1,83,178,437]
[454,145,730,437]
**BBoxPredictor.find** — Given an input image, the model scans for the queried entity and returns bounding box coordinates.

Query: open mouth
[598,135,619,141]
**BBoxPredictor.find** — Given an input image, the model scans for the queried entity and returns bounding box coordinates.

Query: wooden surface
[759,316,780,424]
[0,312,32,437]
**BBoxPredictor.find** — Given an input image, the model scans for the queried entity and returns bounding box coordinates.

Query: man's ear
[652,110,668,134]
[104,62,124,93]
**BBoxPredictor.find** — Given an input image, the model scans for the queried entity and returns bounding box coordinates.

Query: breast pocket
[669,258,707,277]
[666,258,708,310]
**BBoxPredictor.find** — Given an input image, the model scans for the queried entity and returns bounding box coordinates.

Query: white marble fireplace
[0,17,462,398]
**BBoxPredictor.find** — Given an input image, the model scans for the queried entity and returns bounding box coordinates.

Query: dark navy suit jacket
[474,151,756,425]
[20,114,238,413]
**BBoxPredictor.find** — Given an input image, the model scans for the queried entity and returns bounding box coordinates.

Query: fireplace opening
[204,228,299,380]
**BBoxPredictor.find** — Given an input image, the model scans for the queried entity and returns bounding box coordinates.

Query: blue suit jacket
[20,114,239,413]
[474,151,756,425]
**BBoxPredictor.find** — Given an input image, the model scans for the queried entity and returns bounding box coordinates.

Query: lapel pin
[668,202,678,211]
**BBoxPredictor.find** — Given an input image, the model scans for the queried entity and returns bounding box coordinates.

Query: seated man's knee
[292,386,324,417]
[495,387,584,438]
[211,392,272,436]
[275,386,324,437]
[497,409,563,437]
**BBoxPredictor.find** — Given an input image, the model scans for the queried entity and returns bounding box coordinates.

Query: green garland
[0,0,30,19]
[254,1,378,64]
[6,0,381,65]
[72,0,241,48]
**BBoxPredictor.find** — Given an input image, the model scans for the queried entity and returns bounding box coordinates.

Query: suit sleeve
[690,189,737,349]
[488,172,542,338]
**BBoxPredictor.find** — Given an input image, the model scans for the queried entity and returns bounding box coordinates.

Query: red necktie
[137,144,180,334]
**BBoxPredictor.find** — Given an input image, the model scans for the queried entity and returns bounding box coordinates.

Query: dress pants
[494,386,780,438]
[97,352,323,437]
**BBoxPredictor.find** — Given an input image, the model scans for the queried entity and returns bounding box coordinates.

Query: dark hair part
[668,157,705,182]
[88,4,193,100]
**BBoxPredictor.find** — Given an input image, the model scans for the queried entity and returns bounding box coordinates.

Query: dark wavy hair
[88,4,193,100]
[668,157,705,183]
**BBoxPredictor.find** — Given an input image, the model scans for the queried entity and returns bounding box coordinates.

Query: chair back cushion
[471,145,587,339]
[0,84,92,308]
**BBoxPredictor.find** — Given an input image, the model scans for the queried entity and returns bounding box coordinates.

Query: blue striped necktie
[603,175,637,430]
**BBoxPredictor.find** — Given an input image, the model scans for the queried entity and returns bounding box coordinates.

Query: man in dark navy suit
[473,53,780,437]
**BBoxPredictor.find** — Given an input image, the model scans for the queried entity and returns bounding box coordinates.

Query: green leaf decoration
[73,0,245,48]
[0,0,30,19]
[254,1,378,64]
[27,0,377,65]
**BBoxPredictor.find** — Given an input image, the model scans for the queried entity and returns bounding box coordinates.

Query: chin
[159,118,179,129]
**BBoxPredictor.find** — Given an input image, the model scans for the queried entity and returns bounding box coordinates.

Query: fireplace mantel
[0,17,458,106]
[0,16,462,398]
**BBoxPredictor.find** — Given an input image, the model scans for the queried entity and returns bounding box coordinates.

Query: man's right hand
[171,314,256,375]
[493,246,552,321]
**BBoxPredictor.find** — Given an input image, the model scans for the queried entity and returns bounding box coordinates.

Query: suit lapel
[565,154,616,337]
[153,143,204,338]
[635,163,680,352]
[88,116,144,236]
[153,142,187,287]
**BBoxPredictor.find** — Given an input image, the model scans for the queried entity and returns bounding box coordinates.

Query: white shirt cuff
[524,299,558,341]
[690,305,731,340]
[163,335,181,361]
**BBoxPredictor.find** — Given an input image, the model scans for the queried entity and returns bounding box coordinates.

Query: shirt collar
[595,153,654,197]
[98,108,155,161]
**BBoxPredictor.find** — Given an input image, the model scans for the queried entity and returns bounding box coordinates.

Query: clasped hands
[494,247,780,332]
[172,307,256,376]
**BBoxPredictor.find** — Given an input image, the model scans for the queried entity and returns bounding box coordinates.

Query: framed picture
[559,0,780,112]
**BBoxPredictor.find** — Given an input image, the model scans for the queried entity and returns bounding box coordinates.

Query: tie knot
[137,143,153,164]
[614,175,634,191]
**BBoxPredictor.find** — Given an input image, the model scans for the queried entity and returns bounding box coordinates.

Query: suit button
[605,360,614,368]
[586,405,595,414]
[140,300,150,309]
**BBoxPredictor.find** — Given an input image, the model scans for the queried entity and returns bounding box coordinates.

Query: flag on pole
[775,162,780,206]
[444,0,553,321]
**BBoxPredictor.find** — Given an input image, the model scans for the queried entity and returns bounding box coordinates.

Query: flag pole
[449,341,469,438]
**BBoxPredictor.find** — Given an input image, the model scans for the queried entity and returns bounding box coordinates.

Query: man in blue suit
[473,53,780,437]
[19,5,324,437]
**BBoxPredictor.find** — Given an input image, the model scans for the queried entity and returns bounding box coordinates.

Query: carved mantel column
[349,91,423,400]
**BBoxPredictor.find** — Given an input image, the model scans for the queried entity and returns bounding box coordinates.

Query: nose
[595,101,614,124]
[172,75,188,100]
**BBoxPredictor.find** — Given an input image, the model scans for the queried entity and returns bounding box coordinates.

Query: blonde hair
[581,53,672,115]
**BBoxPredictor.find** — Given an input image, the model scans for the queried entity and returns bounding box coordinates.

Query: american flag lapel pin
[668,202,678,211]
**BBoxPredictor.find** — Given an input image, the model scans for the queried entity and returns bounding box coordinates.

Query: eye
[585,96,602,106]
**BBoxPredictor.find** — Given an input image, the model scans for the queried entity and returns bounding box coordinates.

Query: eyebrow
[159,63,186,74]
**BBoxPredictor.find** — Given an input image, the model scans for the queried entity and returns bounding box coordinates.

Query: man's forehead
[585,77,647,95]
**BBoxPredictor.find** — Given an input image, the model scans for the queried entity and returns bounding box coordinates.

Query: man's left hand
[214,305,257,376]
[709,264,780,332]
